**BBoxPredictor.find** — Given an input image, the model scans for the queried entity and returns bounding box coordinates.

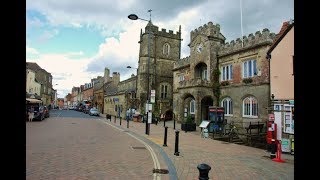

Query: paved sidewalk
[100,114,294,180]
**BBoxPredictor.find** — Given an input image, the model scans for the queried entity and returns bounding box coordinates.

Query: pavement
[100,113,294,180]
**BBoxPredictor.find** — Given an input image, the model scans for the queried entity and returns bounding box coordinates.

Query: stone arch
[178,93,196,122]
[194,62,208,80]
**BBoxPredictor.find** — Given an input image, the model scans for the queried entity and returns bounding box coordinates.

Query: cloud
[37,29,59,43]
[26,52,102,98]
[26,46,39,54]
[86,22,142,80]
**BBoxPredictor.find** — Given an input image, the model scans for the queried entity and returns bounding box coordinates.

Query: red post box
[266,121,277,144]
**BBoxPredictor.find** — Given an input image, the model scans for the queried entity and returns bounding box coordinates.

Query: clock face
[197,44,203,53]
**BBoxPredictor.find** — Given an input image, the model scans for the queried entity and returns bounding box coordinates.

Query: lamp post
[53,84,58,109]
[128,10,152,135]
[127,65,138,122]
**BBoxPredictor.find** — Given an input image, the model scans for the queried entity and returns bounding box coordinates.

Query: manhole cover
[131,146,146,150]
[153,169,169,174]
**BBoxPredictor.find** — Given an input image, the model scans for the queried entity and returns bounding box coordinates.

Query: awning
[26,98,42,103]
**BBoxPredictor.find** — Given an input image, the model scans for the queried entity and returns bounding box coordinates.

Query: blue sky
[26,0,294,98]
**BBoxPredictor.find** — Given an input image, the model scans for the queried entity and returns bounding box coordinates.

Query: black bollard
[270,139,276,159]
[174,130,180,156]
[197,163,211,180]
[127,118,129,128]
[173,117,176,130]
[120,116,122,126]
[163,126,168,147]
[163,119,166,127]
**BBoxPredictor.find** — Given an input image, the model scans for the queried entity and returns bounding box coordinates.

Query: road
[26,109,170,180]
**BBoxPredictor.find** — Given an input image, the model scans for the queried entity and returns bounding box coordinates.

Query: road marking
[148,137,163,145]
[101,121,161,180]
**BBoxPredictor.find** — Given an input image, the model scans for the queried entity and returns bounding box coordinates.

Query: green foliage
[212,68,221,106]
[153,103,160,117]
[185,114,194,124]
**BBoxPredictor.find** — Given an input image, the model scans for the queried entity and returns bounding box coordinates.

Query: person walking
[28,106,34,122]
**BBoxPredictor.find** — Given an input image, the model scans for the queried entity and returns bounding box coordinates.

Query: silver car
[89,108,100,116]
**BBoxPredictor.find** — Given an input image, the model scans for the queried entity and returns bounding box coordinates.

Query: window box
[220,81,230,86]
[242,78,253,84]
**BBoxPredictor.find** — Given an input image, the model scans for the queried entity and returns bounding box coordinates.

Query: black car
[33,106,45,121]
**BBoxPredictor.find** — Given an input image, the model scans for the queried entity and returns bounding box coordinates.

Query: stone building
[26,62,53,106]
[135,21,182,117]
[172,21,276,128]
[71,86,80,106]
[103,67,137,118]
[92,76,105,113]
[82,81,94,105]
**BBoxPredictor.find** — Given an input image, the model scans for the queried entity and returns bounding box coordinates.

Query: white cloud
[37,29,59,43]
[26,52,102,98]
[26,46,39,54]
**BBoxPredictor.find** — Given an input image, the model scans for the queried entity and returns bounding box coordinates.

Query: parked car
[89,108,100,116]
[43,106,50,118]
[33,106,45,121]
[83,105,90,114]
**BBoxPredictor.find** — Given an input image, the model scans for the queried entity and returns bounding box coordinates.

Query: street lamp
[52,84,58,109]
[128,10,152,135]
[127,65,139,125]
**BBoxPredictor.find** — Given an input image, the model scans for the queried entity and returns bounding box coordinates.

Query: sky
[26,0,294,98]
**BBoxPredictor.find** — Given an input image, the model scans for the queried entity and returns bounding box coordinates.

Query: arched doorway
[201,96,214,121]
[182,93,196,122]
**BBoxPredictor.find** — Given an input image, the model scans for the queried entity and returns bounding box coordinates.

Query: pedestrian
[160,113,165,122]
[28,106,34,122]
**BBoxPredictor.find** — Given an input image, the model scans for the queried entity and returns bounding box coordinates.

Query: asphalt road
[26,109,164,180]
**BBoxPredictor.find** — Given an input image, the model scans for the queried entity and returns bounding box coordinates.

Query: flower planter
[181,123,197,131]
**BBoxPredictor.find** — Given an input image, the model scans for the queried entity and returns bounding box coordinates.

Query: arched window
[163,43,170,56]
[221,97,233,116]
[190,99,195,114]
[242,96,258,117]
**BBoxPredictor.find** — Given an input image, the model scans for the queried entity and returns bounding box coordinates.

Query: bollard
[163,126,168,147]
[114,116,116,123]
[197,163,211,180]
[120,116,122,126]
[163,119,166,127]
[270,139,276,159]
[173,117,176,130]
[174,130,180,156]
[127,118,129,128]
